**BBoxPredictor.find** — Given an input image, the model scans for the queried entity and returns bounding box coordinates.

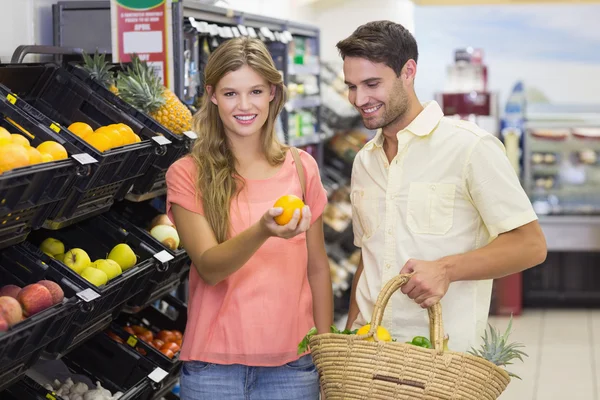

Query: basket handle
[368,274,445,351]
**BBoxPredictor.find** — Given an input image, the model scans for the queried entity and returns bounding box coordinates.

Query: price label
[6,93,17,105]
[76,288,100,303]
[152,136,172,146]
[49,123,61,133]
[183,131,198,140]
[238,25,249,36]
[148,367,169,383]
[72,153,98,165]
[247,27,257,38]
[154,250,174,264]
[127,336,138,347]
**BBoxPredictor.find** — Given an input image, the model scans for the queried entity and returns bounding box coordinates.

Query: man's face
[343,56,409,131]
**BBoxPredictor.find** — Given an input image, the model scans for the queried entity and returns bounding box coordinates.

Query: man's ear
[207,85,217,105]
[269,85,276,102]
[402,60,417,85]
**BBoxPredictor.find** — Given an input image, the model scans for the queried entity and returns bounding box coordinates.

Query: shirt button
[385,263,391,269]
[431,185,436,191]
[388,229,392,235]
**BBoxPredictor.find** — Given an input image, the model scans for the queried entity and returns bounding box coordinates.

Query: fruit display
[68,121,141,153]
[81,52,192,135]
[0,280,64,332]
[0,126,68,174]
[108,324,183,360]
[39,238,138,287]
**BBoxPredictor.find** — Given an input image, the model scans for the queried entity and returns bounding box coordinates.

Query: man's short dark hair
[336,21,418,77]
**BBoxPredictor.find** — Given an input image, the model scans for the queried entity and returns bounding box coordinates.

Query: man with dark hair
[338,20,547,352]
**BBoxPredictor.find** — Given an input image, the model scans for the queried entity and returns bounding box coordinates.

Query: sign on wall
[110,0,174,90]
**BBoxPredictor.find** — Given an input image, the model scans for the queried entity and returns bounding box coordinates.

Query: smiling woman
[165,37,332,400]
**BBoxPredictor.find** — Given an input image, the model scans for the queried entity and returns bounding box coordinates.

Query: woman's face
[210,65,275,140]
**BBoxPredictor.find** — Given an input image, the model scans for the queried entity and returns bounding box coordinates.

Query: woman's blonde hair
[190,37,288,243]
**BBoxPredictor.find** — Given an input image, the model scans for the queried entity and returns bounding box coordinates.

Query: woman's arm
[306,216,334,334]
[171,204,312,286]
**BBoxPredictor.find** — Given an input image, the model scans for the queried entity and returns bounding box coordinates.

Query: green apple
[81,267,108,287]
[108,244,137,271]
[40,238,64,257]
[91,259,122,280]
[63,248,91,275]
[54,253,65,263]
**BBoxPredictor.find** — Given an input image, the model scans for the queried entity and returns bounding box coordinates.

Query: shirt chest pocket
[351,189,381,240]
[407,182,456,235]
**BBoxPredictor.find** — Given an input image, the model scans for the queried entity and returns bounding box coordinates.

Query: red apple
[37,280,64,305]
[17,284,53,316]
[0,296,22,327]
[0,314,8,332]
[0,285,21,299]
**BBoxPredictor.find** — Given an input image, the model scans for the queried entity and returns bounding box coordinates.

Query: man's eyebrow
[344,78,381,85]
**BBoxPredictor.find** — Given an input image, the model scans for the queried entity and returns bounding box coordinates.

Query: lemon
[357,324,392,342]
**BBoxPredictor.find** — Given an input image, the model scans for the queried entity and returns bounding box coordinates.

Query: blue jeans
[180,354,320,400]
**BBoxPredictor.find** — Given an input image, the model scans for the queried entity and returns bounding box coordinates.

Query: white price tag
[152,136,172,145]
[238,25,249,36]
[183,131,198,140]
[76,288,100,302]
[72,153,98,165]
[154,250,174,263]
[148,367,169,383]
[247,27,257,38]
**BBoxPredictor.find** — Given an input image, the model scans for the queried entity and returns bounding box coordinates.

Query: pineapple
[81,50,119,95]
[115,55,192,134]
[468,316,528,379]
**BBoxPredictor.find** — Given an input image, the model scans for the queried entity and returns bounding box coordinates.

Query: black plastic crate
[21,215,160,354]
[3,356,153,400]
[112,294,187,375]
[0,245,82,391]
[0,63,168,229]
[0,87,79,250]
[64,331,159,396]
[66,62,193,199]
[108,200,189,292]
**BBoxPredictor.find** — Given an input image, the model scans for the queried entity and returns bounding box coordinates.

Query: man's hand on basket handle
[399,258,451,309]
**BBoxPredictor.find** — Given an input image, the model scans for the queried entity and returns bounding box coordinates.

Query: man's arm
[345,255,364,331]
[401,218,546,309]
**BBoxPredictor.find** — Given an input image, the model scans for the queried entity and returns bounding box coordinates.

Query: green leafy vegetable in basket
[297,326,358,355]
[468,316,528,380]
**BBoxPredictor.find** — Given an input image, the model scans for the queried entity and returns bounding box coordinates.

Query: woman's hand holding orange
[261,205,311,239]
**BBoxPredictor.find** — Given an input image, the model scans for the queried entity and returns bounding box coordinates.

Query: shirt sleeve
[299,150,328,225]
[350,156,364,248]
[465,135,538,239]
[165,157,204,224]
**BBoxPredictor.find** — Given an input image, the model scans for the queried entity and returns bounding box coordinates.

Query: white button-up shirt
[350,101,538,352]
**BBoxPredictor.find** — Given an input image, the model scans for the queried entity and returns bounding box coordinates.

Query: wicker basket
[309,274,511,399]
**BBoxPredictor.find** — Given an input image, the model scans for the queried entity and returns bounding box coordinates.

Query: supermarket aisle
[491,309,599,400]
[335,310,600,400]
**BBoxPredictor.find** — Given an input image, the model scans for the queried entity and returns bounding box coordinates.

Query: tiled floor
[335,309,600,399]
[489,309,599,400]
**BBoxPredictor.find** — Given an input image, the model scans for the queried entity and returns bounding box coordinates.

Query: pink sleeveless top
[165,149,328,366]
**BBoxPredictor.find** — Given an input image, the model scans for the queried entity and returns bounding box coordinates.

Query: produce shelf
[66,62,193,199]
[0,245,82,391]
[0,85,78,250]
[0,63,168,229]
[21,215,160,356]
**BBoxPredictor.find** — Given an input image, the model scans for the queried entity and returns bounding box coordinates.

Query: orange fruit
[0,144,30,173]
[0,127,11,146]
[40,153,53,163]
[133,134,142,143]
[116,123,137,145]
[273,195,305,225]
[37,141,68,160]
[27,147,43,165]
[11,134,30,148]
[85,133,112,152]
[95,126,124,148]
[68,122,94,139]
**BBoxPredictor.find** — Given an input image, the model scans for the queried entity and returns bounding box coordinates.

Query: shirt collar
[365,101,444,150]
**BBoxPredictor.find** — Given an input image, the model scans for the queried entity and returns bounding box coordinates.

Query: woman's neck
[228,133,265,170]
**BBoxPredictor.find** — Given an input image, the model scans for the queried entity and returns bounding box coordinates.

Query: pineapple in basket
[81,50,119,95]
[115,54,192,135]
